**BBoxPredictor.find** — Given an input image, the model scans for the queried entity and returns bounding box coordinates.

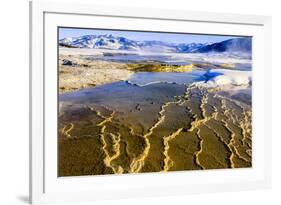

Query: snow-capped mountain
[176,42,213,53]
[59,35,251,53]
[195,38,252,53]
[137,40,178,52]
[59,35,205,52]
[59,34,141,50]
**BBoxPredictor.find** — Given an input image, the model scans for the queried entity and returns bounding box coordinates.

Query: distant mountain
[59,34,139,50]
[176,42,213,53]
[137,40,178,52]
[59,35,251,53]
[195,38,252,53]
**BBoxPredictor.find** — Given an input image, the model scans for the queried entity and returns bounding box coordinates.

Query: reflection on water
[85,53,252,70]
[60,79,184,114]
[59,71,206,112]
[86,54,194,65]
[127,71,206,86]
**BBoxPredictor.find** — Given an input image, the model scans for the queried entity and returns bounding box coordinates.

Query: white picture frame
[29,0,272,204]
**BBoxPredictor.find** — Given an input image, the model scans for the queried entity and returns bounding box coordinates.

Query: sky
[59,27,241,44]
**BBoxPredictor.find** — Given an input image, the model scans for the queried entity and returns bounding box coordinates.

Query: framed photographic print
[29,0,272,204]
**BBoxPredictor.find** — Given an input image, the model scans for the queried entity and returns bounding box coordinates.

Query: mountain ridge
[59,35,251,53]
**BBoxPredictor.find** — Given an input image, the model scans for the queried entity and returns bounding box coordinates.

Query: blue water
[84,53,252,70]
[85,54,195,65]
[59,71,206,113]
[127,71,206,86]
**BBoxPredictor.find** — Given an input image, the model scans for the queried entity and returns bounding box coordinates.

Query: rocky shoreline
[59,57,198,94]
[59,54,134,93]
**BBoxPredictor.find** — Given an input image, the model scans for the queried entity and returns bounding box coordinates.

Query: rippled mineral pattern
[58,84,252,176]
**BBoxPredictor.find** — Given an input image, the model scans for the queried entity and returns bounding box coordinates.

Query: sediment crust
[162,128,183,171]
[59,80,252,176]
[129,101,171,173]
[59,55,134,94]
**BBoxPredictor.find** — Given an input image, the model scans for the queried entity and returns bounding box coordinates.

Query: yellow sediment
[186,88,219,132]
[186,88,252,168]
[220,99,237,124]
[213,105,238,167]
[200,94,208,118]
[230,138,250,163]
[240,112,248,146]
[104,133,123,174]
[183,87,220,169]
[178,85,252,169]
[128,63,195,73]
[194,128,205,169]
[75,85,251,173]
[61,123,74,139]
[214,95,251,165]
[97,111,115,126]
[60,125,66,135]
[220,63,235,69]
[240,110,252,146]
[95,110,124,173]
[246,149,252,157]
[212,98,235,165]
[129,102,172,173]
[162,128,183,171]
[217,95,247,125]
[204,100,235,168]
[188,108,218,132]
[205,123,234,168]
